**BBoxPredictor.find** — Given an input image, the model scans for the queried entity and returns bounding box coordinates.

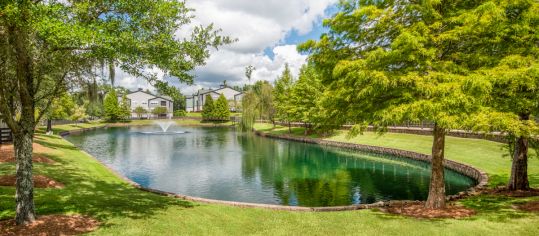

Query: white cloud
[178,45,307,95]
[116,0,337,94]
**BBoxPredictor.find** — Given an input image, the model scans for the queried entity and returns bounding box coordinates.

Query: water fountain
[155,120,175,133]
[137,120,189,135]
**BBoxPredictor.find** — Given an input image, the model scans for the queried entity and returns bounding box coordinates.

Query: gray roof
[193,86,241,96]
[127,90,173,102]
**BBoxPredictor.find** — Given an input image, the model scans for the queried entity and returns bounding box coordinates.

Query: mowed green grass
[38,119,234,134]
[0,122,537,235]
[254,124,539,188]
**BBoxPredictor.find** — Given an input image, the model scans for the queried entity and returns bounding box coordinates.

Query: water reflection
[65,126,476,207]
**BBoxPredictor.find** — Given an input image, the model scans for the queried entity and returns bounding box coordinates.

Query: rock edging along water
[262,121,507,143]
[59,125,488,212]
[254,130,489,201]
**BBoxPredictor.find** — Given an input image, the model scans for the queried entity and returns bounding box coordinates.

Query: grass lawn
[38,119,234,134]
[254,124,539,188]
[185,112,241,118]
[0,122,538,235]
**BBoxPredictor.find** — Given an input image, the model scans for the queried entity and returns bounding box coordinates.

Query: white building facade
[121,89,174,118]
[185,86,243,112]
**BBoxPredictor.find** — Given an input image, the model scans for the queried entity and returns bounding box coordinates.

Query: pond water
[64,125,476,207]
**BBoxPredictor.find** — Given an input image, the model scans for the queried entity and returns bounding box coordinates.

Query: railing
[0,128,12,144]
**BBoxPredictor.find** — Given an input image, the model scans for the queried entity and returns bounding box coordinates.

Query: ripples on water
[65,126,476,207]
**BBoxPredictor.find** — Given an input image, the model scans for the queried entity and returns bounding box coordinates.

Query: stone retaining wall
[254,131,489,201]
[59,125,489,212]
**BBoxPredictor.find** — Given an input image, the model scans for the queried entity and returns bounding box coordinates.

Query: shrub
[152,106,168,117]
[174,110,186,117]
[134,106,147,119]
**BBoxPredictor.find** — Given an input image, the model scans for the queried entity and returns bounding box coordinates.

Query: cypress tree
[103,89,121,122]
[214,94,231,120]
[202,94,215,120]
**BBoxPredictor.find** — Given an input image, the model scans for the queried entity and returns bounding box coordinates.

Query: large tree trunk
[425,124,446,209]
[508,113,530,191]
[288,121,291,134]
[46,119,52,133]
[13,130,36,224]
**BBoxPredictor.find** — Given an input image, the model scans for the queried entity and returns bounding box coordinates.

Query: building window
[161,101,166,106]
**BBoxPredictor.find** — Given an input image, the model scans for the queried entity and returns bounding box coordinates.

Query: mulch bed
[0,175,64,189]
[514,201,539,212]
[483,187,539,197]
[381,202,476,219]
[0,215,99,236]
[0,144,55,164]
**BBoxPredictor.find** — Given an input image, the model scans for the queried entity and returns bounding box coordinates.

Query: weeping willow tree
[240,91,259,131]
[239,81,274,131]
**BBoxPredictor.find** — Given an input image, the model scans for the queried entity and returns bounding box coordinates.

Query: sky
[115,0,338,96]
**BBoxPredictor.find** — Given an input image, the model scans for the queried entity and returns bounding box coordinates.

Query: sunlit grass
[253,124,539,188]
[0,122,538,235]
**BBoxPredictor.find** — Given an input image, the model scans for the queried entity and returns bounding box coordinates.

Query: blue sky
[115,0,339,94]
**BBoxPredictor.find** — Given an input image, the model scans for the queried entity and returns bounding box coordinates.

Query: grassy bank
[0,122,538,235]
[254,124,539,188]
[39,119,234,134]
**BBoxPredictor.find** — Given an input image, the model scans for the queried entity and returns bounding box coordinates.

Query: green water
[64,125,476,207]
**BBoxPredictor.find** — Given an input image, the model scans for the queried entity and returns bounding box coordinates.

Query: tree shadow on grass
[372,193,539,224]
[0,136,197,230]
[33,136,79,152]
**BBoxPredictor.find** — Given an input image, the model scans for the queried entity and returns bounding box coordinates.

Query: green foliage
[240,81,274,130]
[239,91,258,130]
[2,131,538,235]
[103,89,122,122]
[85,101,103,119]
[213,94,231,121]
[152,107,168,116]
[48,93,76,120]
[156,82,185,111]
[289,64,324,128]
[202,95,215,120]
[273,64,295,125]
[0,0,233,223]
[70,104,88,121]
[134,106,148,118]
[174,110,186,117]
[120,95,131,120]
[0,0,232,129]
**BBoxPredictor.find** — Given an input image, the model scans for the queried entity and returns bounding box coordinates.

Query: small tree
[152,107,168,118]
[70,104,88,122]
[45,93,76,133]
[120,95,131,120]
[290,64,323,135]
[134,106,148,119]
[273,64,295,132]
[85,101,103,120]
[103,89,121,122]
[214,94,231,121]
[174,110,186,117]
[202,95,215,120]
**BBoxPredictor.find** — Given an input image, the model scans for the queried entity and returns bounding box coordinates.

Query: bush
[134,106,147,119]
[152,106,168,117]
[174,110,186,117]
